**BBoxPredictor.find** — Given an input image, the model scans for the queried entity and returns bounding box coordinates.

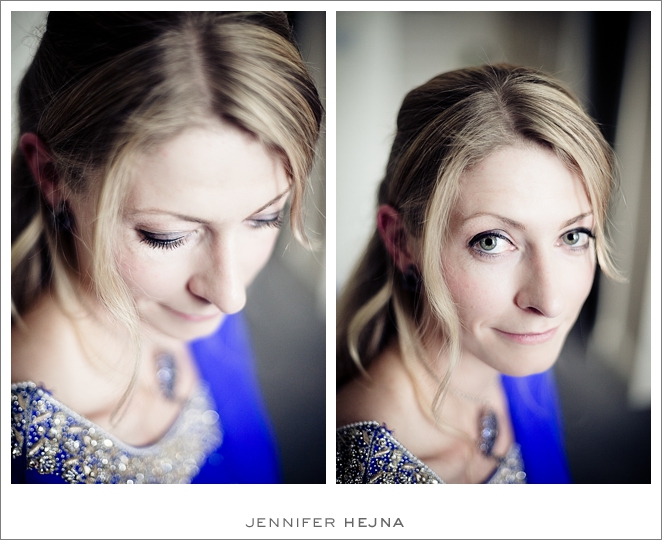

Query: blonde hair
[337,64,618,414]
[12,12,323,414]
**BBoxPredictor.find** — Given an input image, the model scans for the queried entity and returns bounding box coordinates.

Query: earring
[53,202,73,232]
[402,264,422,294]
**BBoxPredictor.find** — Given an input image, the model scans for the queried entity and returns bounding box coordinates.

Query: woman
[11,12,323,484]
[336,64,619,484]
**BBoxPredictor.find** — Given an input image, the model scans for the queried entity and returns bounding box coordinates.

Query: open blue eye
[478,236,499,251]
[469,231,514,256]
[561,228,594,248]
[563,231,581,245]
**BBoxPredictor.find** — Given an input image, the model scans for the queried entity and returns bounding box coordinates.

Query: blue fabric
[189,313,281,484]
[12,458,66,484]
[11,313,280,484]
[501,369,571,484]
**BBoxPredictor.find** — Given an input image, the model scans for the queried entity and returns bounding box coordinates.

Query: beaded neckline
[11,381,222,483]
[12,381,205,452]
[336,421,526,484]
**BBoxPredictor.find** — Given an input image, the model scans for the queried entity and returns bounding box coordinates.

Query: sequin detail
[11,382,222,484]
[336,421,527,484]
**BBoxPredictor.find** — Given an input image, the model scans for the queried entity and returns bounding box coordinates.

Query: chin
[491,342,565,377]
[145,317,225,343]
[496,358,559,378]
[473,323,572,377]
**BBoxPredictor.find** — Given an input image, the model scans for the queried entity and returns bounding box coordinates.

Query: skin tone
[337,144,596,483]
[12,120,289,446]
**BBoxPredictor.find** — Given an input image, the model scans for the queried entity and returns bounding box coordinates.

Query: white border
[2,3,659,540]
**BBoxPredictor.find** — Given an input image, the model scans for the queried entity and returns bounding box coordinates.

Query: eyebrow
[127,189,291,224]
[251,189,291,215]
[461,211,593,231]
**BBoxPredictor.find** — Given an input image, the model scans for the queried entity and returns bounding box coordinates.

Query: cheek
[240,232,280,283]
[443,258,513,325]
[117,249,183,301]
[566,254,596,310]
[115,230,280,300]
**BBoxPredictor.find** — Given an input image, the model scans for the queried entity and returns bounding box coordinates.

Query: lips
[493,327,558,345]
[163,305,221,322]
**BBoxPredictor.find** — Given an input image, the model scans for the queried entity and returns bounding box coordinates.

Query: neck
[394,334,505,452]
[52,284,185,389]
[410,333,502,409]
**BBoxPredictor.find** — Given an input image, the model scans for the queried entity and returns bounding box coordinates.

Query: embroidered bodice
[336,421,527,484]
[11,381,222,484]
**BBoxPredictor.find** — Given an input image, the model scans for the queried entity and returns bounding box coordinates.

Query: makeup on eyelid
[247,210,284,229]
[467,227,595,258]
[134,207,285,251]
[440,145,597,377]
[108,120,290,341]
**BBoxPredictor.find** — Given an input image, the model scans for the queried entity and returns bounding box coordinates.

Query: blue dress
[336,369,571,484]
[11,313,281,484]
[501,370,571,484]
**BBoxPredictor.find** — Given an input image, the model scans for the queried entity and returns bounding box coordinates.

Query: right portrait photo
[336,11,651,484]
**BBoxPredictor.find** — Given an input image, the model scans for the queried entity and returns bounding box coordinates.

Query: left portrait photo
[10,11,326,485]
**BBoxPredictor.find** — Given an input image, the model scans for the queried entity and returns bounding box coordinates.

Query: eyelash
[139,231,187,250]
[468,227,595,259]
[138,213,284,251]
[249,212,284,230]
[468,230,513,259]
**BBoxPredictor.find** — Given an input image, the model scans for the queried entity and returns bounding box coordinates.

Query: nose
[187,235,246,315]
[514,249,565,318]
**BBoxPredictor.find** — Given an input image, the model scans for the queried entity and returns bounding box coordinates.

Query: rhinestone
[12,382,221,484]
[202,410,219,425]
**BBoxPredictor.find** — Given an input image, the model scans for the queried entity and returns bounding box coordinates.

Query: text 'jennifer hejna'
[245,517,404,528]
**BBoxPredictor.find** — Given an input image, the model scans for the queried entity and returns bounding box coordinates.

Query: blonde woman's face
[442,145,596,377]
[86,122,288,342]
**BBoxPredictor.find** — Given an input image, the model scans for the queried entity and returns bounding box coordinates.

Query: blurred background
[11,11,326,484]
[337,11,651,483]
[247,12,326,483]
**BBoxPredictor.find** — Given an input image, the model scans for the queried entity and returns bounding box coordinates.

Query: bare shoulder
[11,295,120,415]
[336,343,416,429]
[12,295,71,382]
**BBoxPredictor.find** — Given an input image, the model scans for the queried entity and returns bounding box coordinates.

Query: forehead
[453,145,592,228]
[124,122,289,221]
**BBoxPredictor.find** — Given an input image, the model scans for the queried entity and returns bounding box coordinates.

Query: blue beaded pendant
[479,408,498,457]
[156,352,177,401]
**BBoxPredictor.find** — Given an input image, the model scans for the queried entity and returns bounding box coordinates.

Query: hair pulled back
[337,64,617,411]
[12,11,323,323]
[11,12,323,418]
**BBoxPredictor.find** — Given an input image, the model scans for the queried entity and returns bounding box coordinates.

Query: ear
[20,132,62,208]
[377,205,417,273]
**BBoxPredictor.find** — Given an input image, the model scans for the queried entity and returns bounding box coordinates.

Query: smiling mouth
[493,327,558,345]
[163,306,222,322]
